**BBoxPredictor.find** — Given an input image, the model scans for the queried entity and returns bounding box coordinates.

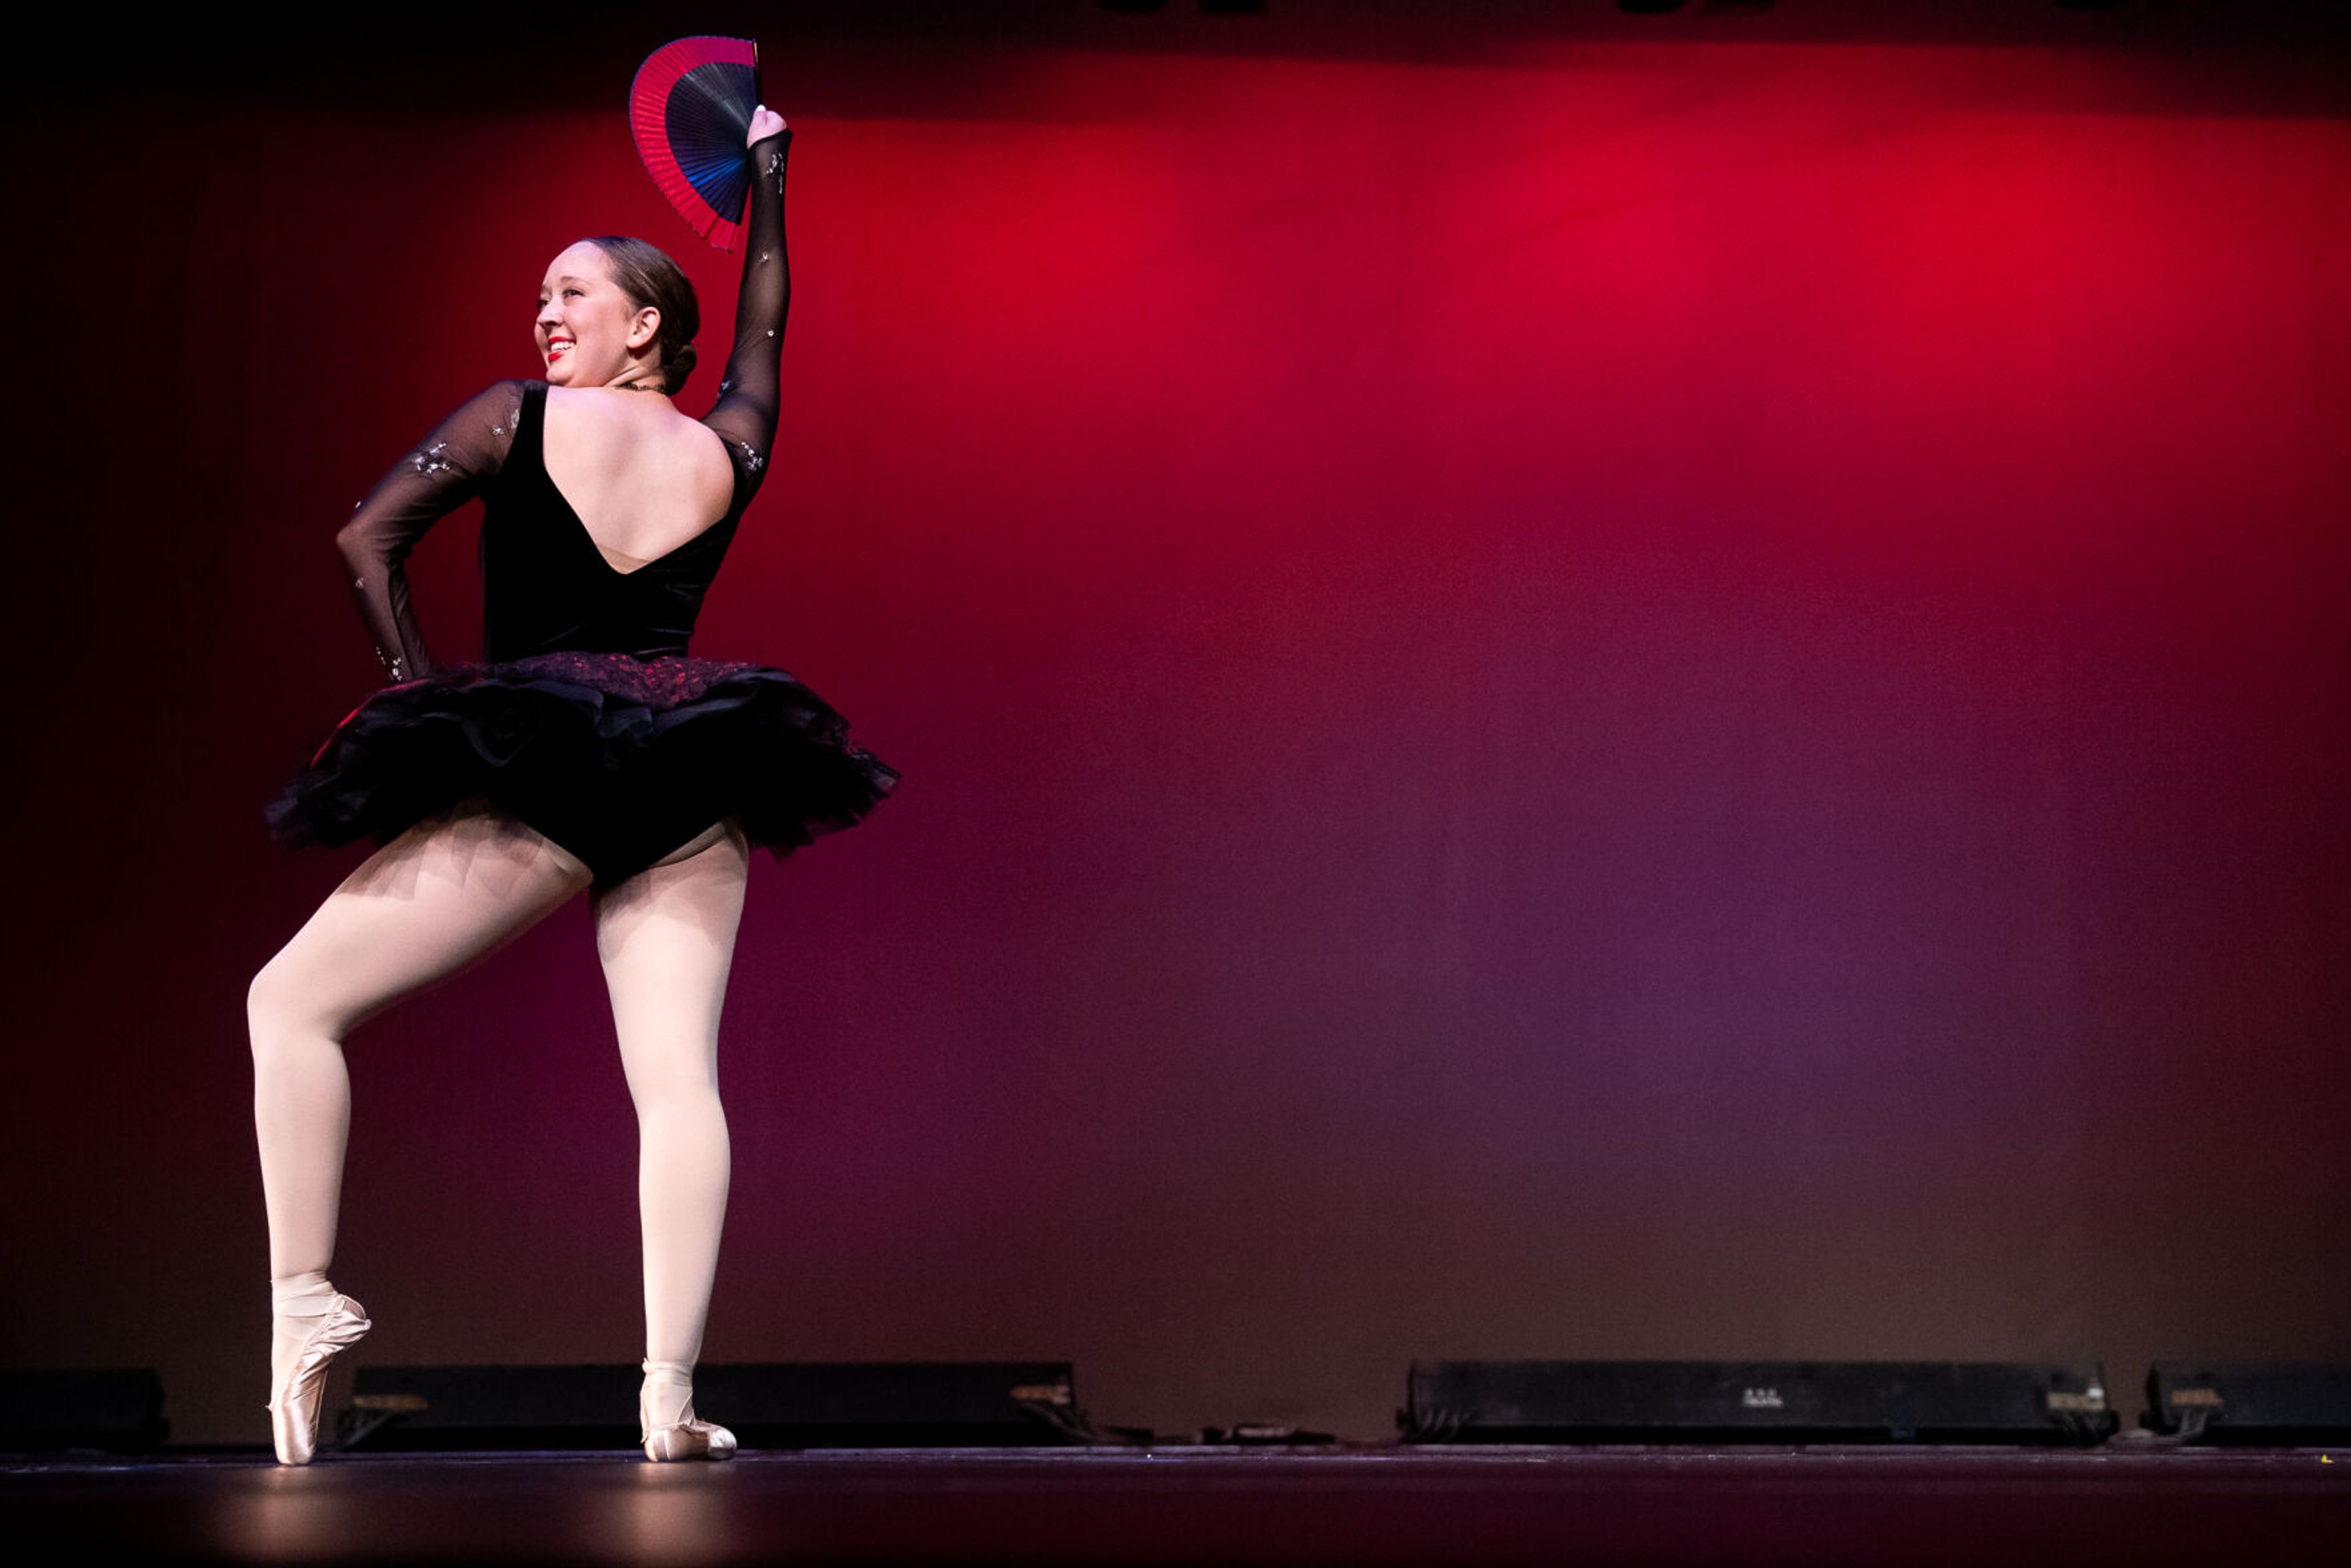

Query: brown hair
[584,235,701,394]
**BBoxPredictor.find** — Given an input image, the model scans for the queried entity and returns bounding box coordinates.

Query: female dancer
[250,105,893,1465]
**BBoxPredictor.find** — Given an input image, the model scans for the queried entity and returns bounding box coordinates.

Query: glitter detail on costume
[460,650,771,708]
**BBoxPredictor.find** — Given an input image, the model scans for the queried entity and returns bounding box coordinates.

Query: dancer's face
[536,243,659,388]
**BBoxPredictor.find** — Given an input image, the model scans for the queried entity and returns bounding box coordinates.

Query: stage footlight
[2143,1364,2351,1445]
[336,1360,1148,1452]
[1400,1360,2119,1445]
[0,1368,168,1452]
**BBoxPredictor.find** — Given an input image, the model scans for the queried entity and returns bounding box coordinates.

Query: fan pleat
[629,36,762,251]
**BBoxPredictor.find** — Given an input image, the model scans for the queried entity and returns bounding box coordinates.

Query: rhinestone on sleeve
[738,441,765,473]
[411,441,453,476]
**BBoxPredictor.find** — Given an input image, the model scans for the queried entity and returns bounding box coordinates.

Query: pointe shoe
[266,1292,372,1465]
[640,1358,738,1462]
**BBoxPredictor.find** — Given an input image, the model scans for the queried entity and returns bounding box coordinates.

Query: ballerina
[251,102,893,1465]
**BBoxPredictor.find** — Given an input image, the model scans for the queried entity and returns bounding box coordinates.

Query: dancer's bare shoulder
[542,388,736,565]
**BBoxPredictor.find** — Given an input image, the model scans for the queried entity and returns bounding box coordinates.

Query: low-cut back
[478,379,746,661]
[539,389,736,574]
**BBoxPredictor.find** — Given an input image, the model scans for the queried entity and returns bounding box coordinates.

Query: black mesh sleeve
[701,127,792,502]
[334,380,527,683]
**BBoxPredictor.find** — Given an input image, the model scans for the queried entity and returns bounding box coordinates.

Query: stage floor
[4,1442,2344,1566]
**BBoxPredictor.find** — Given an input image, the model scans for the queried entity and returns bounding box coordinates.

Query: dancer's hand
[748,105,786,147]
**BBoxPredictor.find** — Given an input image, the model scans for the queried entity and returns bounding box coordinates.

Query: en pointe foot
[266,1292,372,1465]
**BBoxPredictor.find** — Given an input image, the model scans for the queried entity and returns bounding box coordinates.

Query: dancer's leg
[591,820,749,1379]
[249,796,594,1285]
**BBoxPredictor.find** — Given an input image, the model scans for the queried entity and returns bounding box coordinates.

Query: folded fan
[630,36,763,250]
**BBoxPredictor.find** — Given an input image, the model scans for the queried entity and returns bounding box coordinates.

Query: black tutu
[265,650,898,888]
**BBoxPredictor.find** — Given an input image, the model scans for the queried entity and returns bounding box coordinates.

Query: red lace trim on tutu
[313,652,776,767]
[463,650,770,707]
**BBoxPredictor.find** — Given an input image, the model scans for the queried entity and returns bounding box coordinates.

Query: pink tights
[248,793,749,1390]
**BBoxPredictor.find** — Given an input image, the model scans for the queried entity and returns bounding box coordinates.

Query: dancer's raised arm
[700,113,791,503]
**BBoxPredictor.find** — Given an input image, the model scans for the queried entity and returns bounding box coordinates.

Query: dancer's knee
[248,952,347,1054]
[623,1042,725,1110]
[633,1080,729,1158]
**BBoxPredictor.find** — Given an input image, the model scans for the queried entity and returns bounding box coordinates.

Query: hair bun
[583,235,701,395]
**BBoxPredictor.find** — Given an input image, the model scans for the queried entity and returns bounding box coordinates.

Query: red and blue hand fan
[631,36,763,251]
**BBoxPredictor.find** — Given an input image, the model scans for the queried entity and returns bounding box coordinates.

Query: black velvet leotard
[266,129,896,888]
[482,380,744,664]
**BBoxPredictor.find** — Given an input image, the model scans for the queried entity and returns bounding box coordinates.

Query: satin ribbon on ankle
[639,1358,736,1461]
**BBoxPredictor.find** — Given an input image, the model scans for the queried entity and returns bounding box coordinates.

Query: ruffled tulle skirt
[264,650,897,888]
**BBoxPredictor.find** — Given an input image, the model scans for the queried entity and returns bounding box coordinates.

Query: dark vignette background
[4,1,2345,1446]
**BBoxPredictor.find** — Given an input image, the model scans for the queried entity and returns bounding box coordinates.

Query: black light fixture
[1621,2,1779,15]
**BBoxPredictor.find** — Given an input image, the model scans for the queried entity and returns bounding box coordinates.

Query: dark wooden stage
[5,1441,2344,1566]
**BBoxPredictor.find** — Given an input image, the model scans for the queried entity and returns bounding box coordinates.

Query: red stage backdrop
[8,13,2347,1443]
